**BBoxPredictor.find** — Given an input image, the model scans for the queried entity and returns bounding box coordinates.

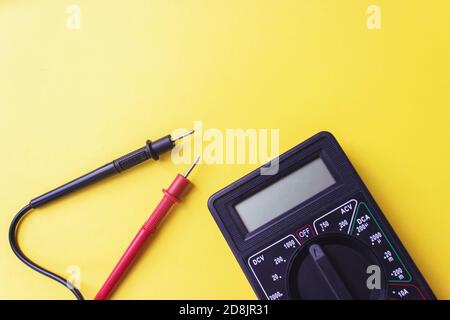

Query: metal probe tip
[184,156,200,178]
[171,129,195,142]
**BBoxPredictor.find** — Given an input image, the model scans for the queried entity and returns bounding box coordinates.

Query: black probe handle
[30,163,118,208]
[29,135,174,208]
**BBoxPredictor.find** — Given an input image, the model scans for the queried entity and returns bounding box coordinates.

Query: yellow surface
[0,0,449,300]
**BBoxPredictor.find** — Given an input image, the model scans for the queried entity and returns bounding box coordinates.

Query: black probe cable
[8,130,194,300]
[9,204,85,299]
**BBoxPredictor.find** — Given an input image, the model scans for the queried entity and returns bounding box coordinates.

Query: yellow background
[1,0,449,299]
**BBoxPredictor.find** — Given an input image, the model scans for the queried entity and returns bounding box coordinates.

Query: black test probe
[9,130,194,300]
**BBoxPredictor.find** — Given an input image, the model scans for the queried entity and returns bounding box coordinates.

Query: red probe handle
[94,174,191,300]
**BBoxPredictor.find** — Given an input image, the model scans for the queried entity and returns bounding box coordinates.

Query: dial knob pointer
[309,244,353,300]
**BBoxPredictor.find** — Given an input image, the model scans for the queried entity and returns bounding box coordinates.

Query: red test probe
[95,157,200,300]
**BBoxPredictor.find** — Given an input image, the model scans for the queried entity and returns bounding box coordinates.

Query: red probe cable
[95,157,200,300]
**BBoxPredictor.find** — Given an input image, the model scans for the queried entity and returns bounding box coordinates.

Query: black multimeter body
[208,132,435,300]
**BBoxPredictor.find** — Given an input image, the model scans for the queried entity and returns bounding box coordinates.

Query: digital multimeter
[208,132,435,300]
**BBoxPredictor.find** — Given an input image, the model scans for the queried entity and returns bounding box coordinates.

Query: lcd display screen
[235,158,335,232]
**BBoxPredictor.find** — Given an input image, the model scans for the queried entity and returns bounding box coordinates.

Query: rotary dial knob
[286,234,387,300]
